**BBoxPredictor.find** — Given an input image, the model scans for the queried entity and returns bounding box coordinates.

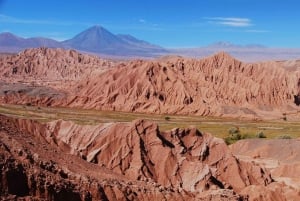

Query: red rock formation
[230,138,300,162]
[0,48,116,108]
[68,52,300,119]
[2,115,300,200]
[40,119,272,193]
[0,47,114,86]
[1,48,300,119]
[0,115,271,199]
[231,139,300,201]
[0,115,201,201]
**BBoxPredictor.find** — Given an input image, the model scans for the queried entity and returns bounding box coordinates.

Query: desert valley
[1,1,300,200]
[0,45,300,201]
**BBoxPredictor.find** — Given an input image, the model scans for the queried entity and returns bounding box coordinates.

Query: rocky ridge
[1,115,297,200]
[0,47,114,86]
[68,52,300,119]
[0,48,300,120]
[0,115,200,201]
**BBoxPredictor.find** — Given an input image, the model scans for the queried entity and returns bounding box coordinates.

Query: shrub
[256,131,266,138]
[224,137,233,145]
[164,116,171,121]
[241,133,254,139]
[228,127,240,135]
[230,132,241,141]
[228,127,241,140]
[277,135,292,139]
[224,127,242,144]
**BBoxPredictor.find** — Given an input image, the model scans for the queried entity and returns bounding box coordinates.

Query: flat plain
[1,103,299,140]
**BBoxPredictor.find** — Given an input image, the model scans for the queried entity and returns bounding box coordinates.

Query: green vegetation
[225,127,242,144]
[164,116,171,121]
[256,131,266,138]
[0,104,300,143]
[277,135,292,139]
[224,127,267,144]
[228,127,240,135]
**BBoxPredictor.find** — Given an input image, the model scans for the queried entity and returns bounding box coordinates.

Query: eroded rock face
[3,115,300,200]
[68,52,300,119]
[41,119,272,193]
[0,47,113,85]
[1,49,300,119]
[0,48,115,108]
[2,115,286,200]
[230,139,300,201]
[0,115,202,201]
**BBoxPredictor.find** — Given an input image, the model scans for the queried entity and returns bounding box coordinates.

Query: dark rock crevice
[294,95,300,106]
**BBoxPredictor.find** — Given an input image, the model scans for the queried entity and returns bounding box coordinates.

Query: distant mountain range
[205,41,266,49]
[1,25,300,61]
[173,42,300,62]
[0,25,166,57]
[0,32,63,52]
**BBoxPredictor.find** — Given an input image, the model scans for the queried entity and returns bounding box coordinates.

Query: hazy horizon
[0,0,299,48]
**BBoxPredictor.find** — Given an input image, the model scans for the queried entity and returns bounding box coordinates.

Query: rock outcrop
[2,115,295,200]
[42,119,272,193]
[1,48,300,119]
[231,139,300,201]
[64,52,300,119]
[0,47,114,86]
[0,115,202,201]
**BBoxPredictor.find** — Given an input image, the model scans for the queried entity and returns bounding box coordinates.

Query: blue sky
[0,0,299,47]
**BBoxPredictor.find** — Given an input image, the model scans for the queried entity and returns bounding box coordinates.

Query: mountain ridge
[62,25,126,52]
[63,25,167,56]
[0,26,167,57]
[2,26,300,61]
[1,47,299,120]
[0,32,63,49]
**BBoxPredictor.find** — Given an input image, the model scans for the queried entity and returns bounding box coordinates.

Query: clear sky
[0,0,299,48]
